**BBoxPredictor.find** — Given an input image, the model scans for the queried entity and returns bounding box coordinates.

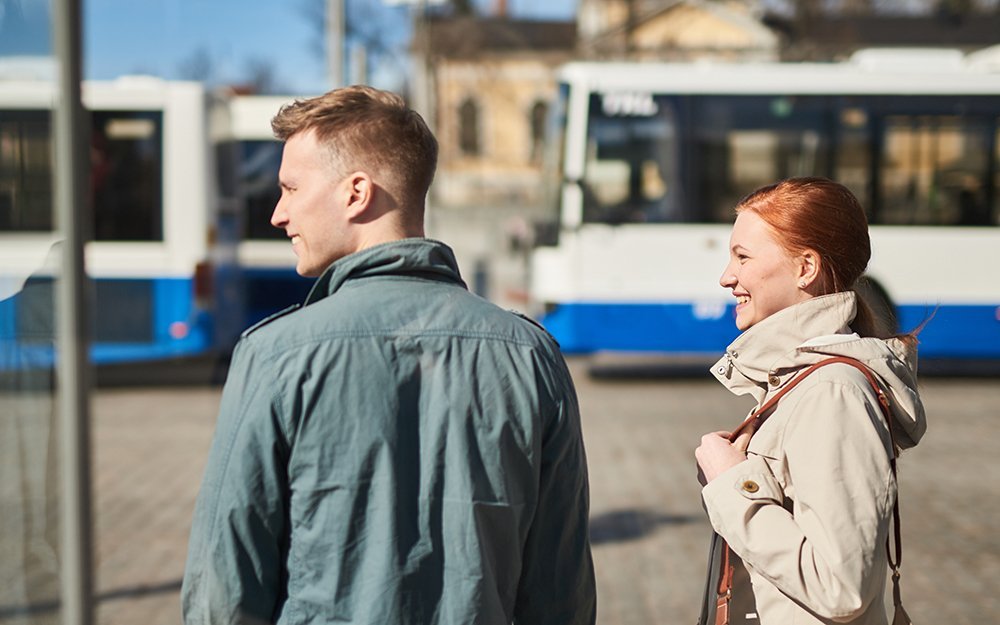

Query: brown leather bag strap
[727,357,856,443]
[715,545,733,625]
[715,356,905,612]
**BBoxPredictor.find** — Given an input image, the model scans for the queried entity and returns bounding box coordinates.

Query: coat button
[741,480,760,493]
[768,375,780,386]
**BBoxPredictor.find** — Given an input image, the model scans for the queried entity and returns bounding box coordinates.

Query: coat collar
[709,290,926,450]
[304,238,467,306]
[710,292,857,402]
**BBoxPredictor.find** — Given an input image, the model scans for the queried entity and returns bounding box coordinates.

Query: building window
[530,100,548,165]
[459,98,480,156]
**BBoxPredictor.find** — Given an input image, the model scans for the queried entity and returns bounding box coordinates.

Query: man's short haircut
[271,86,438,207]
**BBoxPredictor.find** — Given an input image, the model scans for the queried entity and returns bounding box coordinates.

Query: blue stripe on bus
[241,267,313,329]
[94,277,214,364]
[539,302,1000,358]
[0,276,215,370]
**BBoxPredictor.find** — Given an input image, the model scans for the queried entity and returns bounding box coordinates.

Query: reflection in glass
[1,240,61,624]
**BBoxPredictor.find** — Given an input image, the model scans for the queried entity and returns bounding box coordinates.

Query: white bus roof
[558,49,1000,95]
[0,77,205,109]
[226,95,304,140]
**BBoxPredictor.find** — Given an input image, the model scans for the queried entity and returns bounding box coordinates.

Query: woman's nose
[719,265,736,289]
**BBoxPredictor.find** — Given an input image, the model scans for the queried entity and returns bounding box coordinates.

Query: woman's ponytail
[850,290,883,338]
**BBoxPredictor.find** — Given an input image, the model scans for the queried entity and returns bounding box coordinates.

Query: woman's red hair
[735,177,885,337]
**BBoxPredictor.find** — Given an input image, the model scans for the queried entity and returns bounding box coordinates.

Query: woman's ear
[797,249,822,290]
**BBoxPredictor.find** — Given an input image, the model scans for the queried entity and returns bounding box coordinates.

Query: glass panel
[240,139,283,240]
[582,92,680,223]
[879,115,991,225]
[91,110,163,241]
[692,95,831,222]
[1,15,63,623]
[0,267,60,624]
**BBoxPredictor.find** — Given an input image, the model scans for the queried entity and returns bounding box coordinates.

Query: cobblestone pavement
[2,360,996,624]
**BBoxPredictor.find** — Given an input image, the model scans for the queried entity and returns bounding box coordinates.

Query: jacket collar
[710,292,857,402]
[709,290,926,450]
[303,238,466,306]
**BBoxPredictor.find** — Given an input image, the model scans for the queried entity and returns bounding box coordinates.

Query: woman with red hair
[696,177,926,625]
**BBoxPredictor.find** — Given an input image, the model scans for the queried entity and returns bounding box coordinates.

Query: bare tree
[298,0,411,89]
[243,57,289,94]
[177,47,215,83]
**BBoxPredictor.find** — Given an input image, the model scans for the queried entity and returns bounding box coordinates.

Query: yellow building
[424,16,576,212]
[578,0,777,61]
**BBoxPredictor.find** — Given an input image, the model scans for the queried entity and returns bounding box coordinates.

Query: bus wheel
[854,275,898,338]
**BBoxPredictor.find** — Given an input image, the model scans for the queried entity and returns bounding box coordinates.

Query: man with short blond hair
[181,86,596,625]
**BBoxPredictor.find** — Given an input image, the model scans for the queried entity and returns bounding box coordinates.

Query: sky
[0,0,578,94]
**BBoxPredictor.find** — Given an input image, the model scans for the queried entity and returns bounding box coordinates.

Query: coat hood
[711,292,926,450]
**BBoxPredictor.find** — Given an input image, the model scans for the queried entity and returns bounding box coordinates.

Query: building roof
[425,17,577,57]
[581,0,776,56]
[764,12,1000,58]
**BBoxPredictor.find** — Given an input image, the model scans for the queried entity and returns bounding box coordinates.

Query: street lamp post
[328,0,344,88]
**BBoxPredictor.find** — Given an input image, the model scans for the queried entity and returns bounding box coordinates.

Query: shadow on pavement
[589,508,705,545]
[95,356,231,388]
[0,579,183,618]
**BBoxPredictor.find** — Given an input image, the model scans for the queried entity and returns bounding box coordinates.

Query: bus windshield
[582,92,681,224]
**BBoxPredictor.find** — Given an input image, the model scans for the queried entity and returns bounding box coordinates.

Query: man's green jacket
[182,239,595,625]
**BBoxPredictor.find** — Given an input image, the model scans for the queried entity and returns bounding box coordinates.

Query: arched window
[458,98,480,156]
[530,100,548,164]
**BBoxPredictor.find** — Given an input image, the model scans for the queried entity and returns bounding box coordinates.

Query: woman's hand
[696,431,750,485]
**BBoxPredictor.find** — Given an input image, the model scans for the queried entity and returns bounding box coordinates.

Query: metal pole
[411,0,433,129]
[52,0,95,623]
[351,42,368,86]
[411,0,435,229]
[328,0,344,88]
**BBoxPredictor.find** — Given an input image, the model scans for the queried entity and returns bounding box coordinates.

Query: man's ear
[344,171,373,221]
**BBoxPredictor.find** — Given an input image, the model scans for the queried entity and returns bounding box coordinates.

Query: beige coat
[702,292,926,625]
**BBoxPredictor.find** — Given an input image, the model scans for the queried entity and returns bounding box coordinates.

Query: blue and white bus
[221,94,314,329]
[531,48,1000,361]
[0,76,243,367]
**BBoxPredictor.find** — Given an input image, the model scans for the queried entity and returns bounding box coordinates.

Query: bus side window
[0,111,53,232]
[879,115,991,226]
[240,140,284,240]
[91,111,163,241]
[693,96,830,224]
